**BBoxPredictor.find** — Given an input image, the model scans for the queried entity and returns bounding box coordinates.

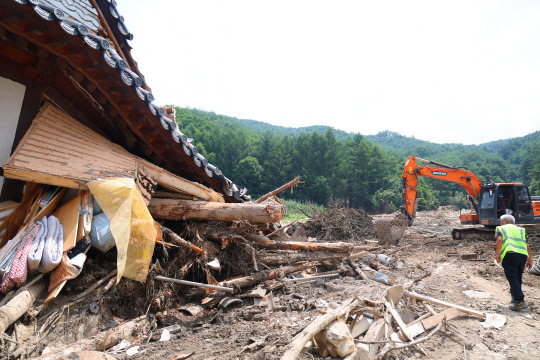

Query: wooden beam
[142,162,224,203]
[153,191,200,201]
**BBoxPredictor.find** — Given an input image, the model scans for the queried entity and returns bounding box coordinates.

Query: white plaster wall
[0,77,26,193]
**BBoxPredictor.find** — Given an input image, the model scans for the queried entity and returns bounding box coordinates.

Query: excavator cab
[478,183,534,226]
[496,185,515,218]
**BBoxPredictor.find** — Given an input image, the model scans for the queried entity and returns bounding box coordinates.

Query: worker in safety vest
[495,214,533,311]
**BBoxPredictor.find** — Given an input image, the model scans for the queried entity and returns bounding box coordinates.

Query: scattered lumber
[148,199,282,223]
[376,321,445,360]
[155,276,234,292]
[280,297,360,360]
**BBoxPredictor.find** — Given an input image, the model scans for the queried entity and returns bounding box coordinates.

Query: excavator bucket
[375,214,408,245]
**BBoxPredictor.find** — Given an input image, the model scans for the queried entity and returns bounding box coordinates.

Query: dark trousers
[502,252,528,302]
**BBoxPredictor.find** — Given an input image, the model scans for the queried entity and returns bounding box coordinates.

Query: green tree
[234,156,264,196]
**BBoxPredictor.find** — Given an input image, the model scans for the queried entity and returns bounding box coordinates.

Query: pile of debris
[0,187,383,359]
[0,195,513,360]
[304,207,376,241]
[281,283,500,360]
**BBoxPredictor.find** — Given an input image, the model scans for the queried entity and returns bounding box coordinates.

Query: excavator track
[451,227,496,241]
[451,224,540,241]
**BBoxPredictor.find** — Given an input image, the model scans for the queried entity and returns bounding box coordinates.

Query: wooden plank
[0,201,18,212]
[2,168,84,189]
[142,161,224,203]
[52,192,81,252]
[33,188,67,221]
[364,318,386,360]
[153,191,200,201]
[421,307,462,330]
[0,203,17,222]
[406,321,426,338]
[404,290,486,319]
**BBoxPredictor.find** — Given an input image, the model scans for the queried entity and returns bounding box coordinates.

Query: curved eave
[101,0,132,41]
[91,0,143,79]
[1,0,249,202]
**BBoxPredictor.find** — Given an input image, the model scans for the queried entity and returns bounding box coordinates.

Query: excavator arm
[402,156,483,226]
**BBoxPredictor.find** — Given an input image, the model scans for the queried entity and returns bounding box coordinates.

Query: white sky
[115,0,540,145]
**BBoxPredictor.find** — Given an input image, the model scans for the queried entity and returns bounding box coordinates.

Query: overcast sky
[115,0,540,145]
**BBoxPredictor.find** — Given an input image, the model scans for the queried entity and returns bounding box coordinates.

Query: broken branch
[161,225,205,255]
[254,176,303,204]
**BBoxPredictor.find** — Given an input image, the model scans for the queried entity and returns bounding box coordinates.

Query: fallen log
[0,280,46,333]
[220,264,308,289]
[258,251,351,266]
[281,297,360,360]
[244,234,355,252]
[148,199,282,223]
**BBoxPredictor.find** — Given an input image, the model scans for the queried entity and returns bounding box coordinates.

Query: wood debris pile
[281,281,493,360]
[303,207,376,241]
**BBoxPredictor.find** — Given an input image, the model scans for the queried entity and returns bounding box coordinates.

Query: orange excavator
[398,156,540,240]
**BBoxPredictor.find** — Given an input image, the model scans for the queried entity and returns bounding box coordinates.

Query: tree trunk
[244,234,354,252]
[259,251,351,266]
[148,199,282,223]
[0,280,46,333]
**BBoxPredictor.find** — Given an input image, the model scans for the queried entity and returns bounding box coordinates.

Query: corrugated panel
[3,102,136,187]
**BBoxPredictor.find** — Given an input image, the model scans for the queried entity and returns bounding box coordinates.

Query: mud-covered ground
[5,208,540,360]
[123,209,540,360]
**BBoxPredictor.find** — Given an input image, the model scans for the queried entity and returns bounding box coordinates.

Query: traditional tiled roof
[3,0,249,202]
[101,0,132,41]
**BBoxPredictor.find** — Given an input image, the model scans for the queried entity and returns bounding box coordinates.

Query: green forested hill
[235,119,352,140]
[176,107,540,210]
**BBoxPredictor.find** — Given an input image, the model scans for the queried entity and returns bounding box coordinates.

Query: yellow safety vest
[496,224,528,261]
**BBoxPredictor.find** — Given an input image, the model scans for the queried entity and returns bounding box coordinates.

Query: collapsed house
[0,0,279,333]
[0,0,255,287]
[1,2,524,360]
[0,0,249,203]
